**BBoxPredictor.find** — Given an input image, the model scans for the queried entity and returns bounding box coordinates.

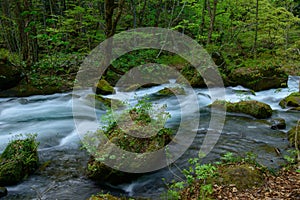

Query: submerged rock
[228,66,288,91]
[212,100,272,119]
[0,187,7,198]
[270,118,286,130]
[0,137,39,185]
[93,79,115,95]
[287,125,300,148]
[279,92,300,109]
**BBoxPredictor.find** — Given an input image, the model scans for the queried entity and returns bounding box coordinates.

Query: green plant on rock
[82,96,173,183]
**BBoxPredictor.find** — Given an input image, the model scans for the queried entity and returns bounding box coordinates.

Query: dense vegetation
[0,0,299,94]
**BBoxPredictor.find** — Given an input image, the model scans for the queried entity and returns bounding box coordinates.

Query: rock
[212,100,272,119]
[0,58,23,91]
[93,79,115,95]
[86,127,172,184]
[86,94,124,110]
[270,118,286,130]
[156,87,186,96]
[228,66,288,91]
[0,187,7,198]
[0,137,39,185]
[287,125,300,148]
[279,92,300,108]
[218,164,264,190]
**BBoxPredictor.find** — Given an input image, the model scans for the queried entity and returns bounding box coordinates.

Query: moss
[157,87,186,96]
[217,164,264,190]
[94,79,115,95]
[212,100,272,119]
[279,92,300,108]
[287,125,300,148]
[0,136,39,186]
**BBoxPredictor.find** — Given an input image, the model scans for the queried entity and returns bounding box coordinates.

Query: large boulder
[212,100,272,119]
[0,187,7,198]
[228,66,288,91]
[287,125,300,148]
[0,136,39,186]
[0,58,23,91]
[279,92,300,109]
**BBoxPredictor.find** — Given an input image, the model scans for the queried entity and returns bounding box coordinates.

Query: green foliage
[0,49,24,67]
[165,158,217,200]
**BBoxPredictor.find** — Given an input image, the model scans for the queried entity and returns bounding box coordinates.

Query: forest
[0,0,300,200]
[0,0,300,95]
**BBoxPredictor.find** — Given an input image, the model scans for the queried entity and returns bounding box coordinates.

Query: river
[0,76,299,199]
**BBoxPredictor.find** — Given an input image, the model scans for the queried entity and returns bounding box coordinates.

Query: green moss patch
[217,164,264,190]
[94,79,115,95]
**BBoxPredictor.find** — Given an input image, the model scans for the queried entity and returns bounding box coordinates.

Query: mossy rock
[229,66,288,91]
[287,125,300,148]
[212,100,272,119]
[86,94,124,110]
[0,187,7,198]
[0,137,39,186]
[218,164,264,190]
[86,127,172,184]
[94,79,115,95]
[279,92,300,108]
[157,87,186,96]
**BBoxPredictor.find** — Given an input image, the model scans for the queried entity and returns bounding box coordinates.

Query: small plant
[165,158,217,200]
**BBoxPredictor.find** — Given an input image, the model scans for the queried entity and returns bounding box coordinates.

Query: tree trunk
[200,0,206,37]
[103,0,125,76]
[207,0,218,44]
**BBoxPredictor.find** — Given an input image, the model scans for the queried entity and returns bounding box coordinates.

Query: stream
[0,76,299,200]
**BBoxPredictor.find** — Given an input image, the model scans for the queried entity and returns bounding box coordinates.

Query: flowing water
[0,76,299,199]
